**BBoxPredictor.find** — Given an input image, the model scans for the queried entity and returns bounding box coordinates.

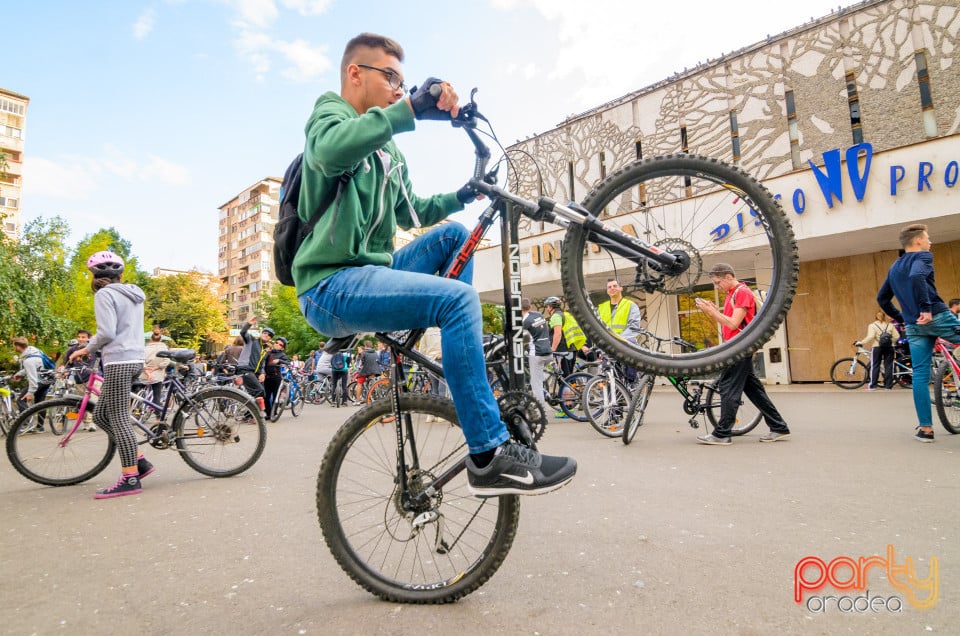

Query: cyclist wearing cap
[261,336,290,417]
[236,316,269,413]
[293,33,575,497]
[68,251,153,498]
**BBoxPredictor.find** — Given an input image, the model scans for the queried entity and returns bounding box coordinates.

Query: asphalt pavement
[2,384,958,635]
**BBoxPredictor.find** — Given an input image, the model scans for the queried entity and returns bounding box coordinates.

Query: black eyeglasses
[356,64,406,92]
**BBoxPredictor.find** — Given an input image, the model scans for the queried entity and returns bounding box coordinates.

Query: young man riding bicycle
[292,33,575,496]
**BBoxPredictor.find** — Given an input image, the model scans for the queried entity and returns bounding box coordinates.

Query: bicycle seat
[324,335,360,354]
[157,349,196,363]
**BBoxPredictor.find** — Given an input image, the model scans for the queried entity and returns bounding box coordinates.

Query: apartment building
[0,88,28,239]
[217,178,281,329]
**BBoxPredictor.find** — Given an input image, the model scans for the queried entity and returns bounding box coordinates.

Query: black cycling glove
[409,78,449,120]
[456,183,479,205]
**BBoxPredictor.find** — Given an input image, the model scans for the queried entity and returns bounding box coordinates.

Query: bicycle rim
[623,375,655,445]
[5,398,115,486]
[933,359,960,434]
[558,372,592,422]
[317,393,520,603]
[583,377,630,437]
[174,388,267,477]
[561,154,798,376]
[704,386,762,435]
[291,390,304,417]
[830,358,868,389]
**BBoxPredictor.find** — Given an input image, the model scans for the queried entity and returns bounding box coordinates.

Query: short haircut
[708,263,736,278]
[363,340,372,348]
[899,223,928,249]
[77,329,92,337]
[341,33,404,81]
[949,298,960,308]
[521,298,532,311]
[12,336,28,348]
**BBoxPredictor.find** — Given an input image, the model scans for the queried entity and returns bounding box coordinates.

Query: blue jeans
[905,311,960,427]
[298,223,509,454]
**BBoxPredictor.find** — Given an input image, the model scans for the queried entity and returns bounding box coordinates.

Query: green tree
[481,302,503,335]
[257,284,321,356]
[0,217,73,362]
[49,227,151,336]
[146,272,229,351]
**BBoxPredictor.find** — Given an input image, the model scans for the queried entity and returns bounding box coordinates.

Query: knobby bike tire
[173,387,267,477]
[308,379,328,404]
[561,154,798,377]
[704,385,762,435]
[622,374,655,445]
[583,375,631,437]
[932,359,960,434]
[317,393,520,604]
[830,357,868,389]
[366,378,392,403]
[6,397,115,486]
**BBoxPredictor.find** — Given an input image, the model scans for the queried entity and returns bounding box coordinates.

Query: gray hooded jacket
[85,283,147,365]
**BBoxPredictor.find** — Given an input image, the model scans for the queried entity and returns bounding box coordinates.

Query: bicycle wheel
[704,385,762,435]
[829,358,868,389]
[6,398,115,486]
[583,376,630,437]
[366,378,392,403]
[933,359,960,434]
[561,154,798,377]
[308,379,329,405]
[290,387,304,417]
[622,374,655,445]
[317,393,520,603]
[173,388,266,477]
[557,372,593,422]
[270,385,288,422]
[346,380,361,405]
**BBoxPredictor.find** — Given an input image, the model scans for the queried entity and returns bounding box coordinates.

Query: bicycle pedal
[688,418,700,429]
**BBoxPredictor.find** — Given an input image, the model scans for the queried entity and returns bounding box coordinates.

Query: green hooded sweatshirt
[292,92,464,294]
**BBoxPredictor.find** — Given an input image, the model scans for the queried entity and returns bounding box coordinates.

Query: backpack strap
[301,169,356,245]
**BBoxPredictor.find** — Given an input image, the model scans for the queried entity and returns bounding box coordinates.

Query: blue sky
[8,0,851,273]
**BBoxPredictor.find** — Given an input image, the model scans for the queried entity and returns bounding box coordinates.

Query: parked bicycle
[6,350,266,486]
[316,90,797,603]
[270,365,306,421]
[829,343,913,389]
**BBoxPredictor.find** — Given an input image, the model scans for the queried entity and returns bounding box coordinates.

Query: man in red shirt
[694,263,791,445]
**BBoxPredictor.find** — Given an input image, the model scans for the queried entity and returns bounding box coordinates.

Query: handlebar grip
[429,84,442,98]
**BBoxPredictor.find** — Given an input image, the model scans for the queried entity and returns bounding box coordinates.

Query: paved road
[2,386,958,635]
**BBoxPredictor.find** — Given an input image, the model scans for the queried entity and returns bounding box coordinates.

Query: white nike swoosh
[502,471,534,485]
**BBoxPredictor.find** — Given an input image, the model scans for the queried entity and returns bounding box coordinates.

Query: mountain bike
[6,350,266,486]
[316,89,797,603]
[270,365,305,421]
[582,353,635,437]
[830,344,913,389]
[931,339,960,434]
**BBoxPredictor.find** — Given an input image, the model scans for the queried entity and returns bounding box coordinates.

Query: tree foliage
[258,284,322,356]
[146,272,229,351]
[0,217,73,364]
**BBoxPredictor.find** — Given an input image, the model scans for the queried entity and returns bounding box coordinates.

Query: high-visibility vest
[561,312,586,350]
[598,299,636,335]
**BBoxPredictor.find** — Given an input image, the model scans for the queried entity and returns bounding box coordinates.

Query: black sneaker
[914,428,935,443]
[137,457,155,479]
[94,474,142,499]
[466,442,576,497]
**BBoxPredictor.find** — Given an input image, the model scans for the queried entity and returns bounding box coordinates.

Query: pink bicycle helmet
[87,251,125,277]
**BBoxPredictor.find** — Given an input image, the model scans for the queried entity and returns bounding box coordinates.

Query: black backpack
[273,153,354,287]
[878,324,894,350]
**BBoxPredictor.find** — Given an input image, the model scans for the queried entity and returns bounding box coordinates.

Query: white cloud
[226,0,332,81]
[22,149,190,201]
[279,0,332,15]
[133,8,157,40]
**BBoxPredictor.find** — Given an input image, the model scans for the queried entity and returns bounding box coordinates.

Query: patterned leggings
[93,362,143,468]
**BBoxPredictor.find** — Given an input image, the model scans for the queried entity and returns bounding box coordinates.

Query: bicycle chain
[497,390,547,444]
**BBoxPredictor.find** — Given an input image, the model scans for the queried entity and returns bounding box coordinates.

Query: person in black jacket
[236,317,270,412]
[261,337,290,417]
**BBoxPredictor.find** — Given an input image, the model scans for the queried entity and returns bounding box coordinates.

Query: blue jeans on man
[905,310,960,427]
[298,223,509,454]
